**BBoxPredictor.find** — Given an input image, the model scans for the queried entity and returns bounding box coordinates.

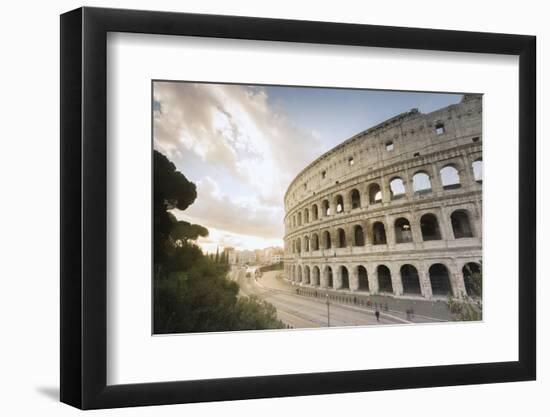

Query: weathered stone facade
[283,94,482,300]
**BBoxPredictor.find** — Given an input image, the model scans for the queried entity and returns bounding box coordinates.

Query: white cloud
[154,82,321,204]
[154,82,323,247]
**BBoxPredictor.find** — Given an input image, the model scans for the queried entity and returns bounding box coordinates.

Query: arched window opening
[297,212,302,226]
[325,266,333,288]
[429,264,452,296]
[337,228,346,248]
[357,266,369,291]
[304,236,310,252]
[297,266,302,283]
[395,217,413,243]
[312,204,319,220]
[354,225,365,246]
[335,195,344,213]
[377,265,393,293]
[296,239,301,253]
[435,122,445,135]
[401,264,421,295]
[312,266,320,286]
[369,183,382,204]
[372,222,387,245]
[312,234,319,251]
[340,266,350,289]
[350,189,361,209]
[472,159,482,182]
[292,240,295,254]
[390,177,406,199]
[462,262,482,297]
[413,172,432,193]
[303,266,310,285]
[322,199,330,216]
[440,165,461,189]
[451,210,473,238]
[420,213,442,241]
[304,208,310,223]
[323,230,332,249]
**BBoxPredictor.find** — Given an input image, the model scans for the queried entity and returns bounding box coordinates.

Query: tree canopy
[153,150,284,333]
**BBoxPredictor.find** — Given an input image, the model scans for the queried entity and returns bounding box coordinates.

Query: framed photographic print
[60,6,536,410]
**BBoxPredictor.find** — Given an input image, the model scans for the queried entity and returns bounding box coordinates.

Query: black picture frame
[60,6,536,410]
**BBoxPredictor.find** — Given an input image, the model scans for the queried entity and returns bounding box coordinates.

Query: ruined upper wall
[284,94,482,211]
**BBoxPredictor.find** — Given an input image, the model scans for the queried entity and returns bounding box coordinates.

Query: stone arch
[324,266,334,288]
[372,221,387,245]
[462,262,481,297]
[395,217,413,243]
[429,263,453,296]
[322,199,330,216]
[368,183,382,204]
[451,209,474,238]
[335,194,344,213]
[340,266,350,289]
[312,204,319,220]
[303,265,311,285]
[413,171,432,192]
[312,233,320,251]
[440,164,461,189]
[304,235,310,252]
[377,265,393,293]
[311,266,320,286]
[400,264,421,295]
[322,230,332,249]
[390,177,406,199]
[304,208,310,223]
[357,265,369,291]
[350,188,361,209]
[420,213,442,241]
[354,224,365,246]
[295,238,301,253]
[337,228,346,248]
[297,211,302,226]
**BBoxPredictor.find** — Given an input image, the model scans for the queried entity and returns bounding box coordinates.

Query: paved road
[228,268,405,329]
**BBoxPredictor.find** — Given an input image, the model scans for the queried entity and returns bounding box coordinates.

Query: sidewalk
[262,271,454,323]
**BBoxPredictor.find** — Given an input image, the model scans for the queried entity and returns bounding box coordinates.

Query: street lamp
[325,292,330,327]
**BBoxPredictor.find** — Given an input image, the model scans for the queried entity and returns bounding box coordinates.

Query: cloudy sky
[153,81,462,253]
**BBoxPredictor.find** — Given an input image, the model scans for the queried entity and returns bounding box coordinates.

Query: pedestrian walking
[375,308,380,322]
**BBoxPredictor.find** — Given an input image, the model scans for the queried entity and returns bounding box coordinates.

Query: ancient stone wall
[283,94,482,300]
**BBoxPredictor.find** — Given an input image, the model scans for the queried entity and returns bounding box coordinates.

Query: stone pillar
[440,206,455,241]
[343,191,352,214]
[332,265,341,289]
[349,265,359,291]
[450,262,466,299]
[460,153,475,185]
[385,215,396,246]
[403,177,413,200]
[367,264,379,294]
[418,266,433,299]
[329,198,337,217]
[320,266,328,288]
[436,209,449,241]
[430,164,444,193]
[410,211,422,243]
[389,264,403,296]
[346,224,354,247]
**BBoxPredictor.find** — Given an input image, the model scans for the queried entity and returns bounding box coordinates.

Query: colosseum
[283,94,482,301]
